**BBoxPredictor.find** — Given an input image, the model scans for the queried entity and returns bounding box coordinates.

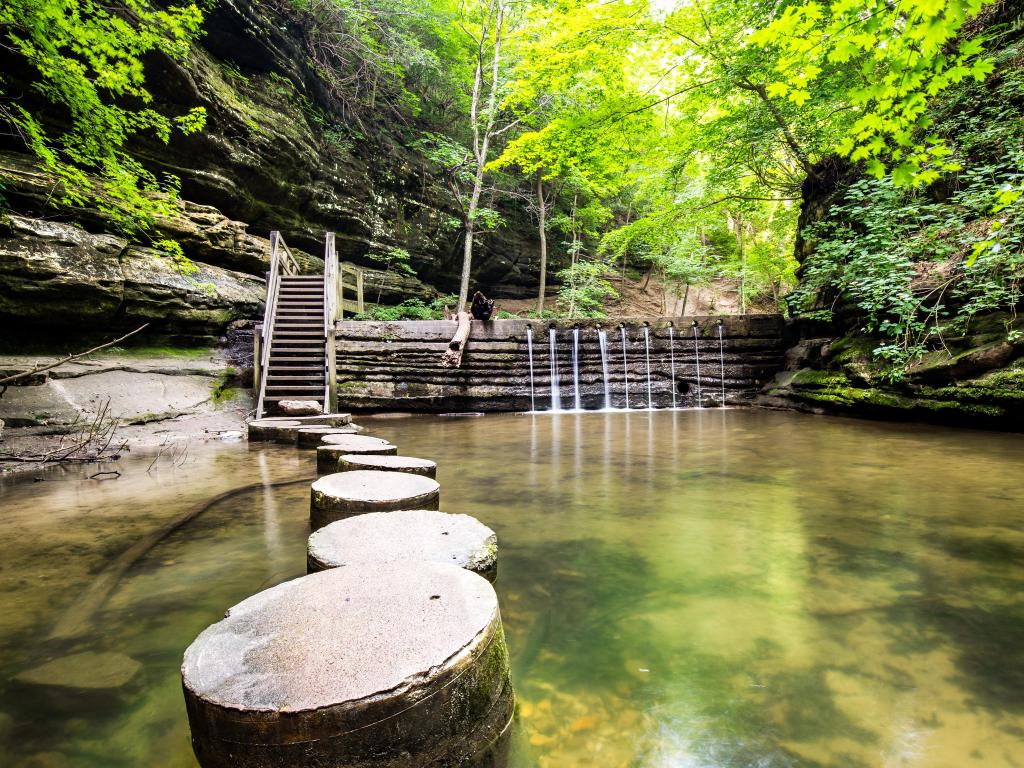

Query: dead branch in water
[48,475,316,641]
[0,324,149,391]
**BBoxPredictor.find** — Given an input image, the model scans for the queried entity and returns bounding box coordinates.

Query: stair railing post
[323,232,338,414]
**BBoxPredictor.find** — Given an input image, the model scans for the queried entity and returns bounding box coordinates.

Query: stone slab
[310,470,438,530]
[181,563,513,767]
[315,436,397,475]
[295,425,359,448]
[308,510,496,580]
[337,454,437,478]
[248,420,302,442]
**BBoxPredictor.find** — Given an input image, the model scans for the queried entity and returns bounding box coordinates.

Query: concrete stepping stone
[259,414,352,427]
[295,425,360,448]
[182,563,514,768]
[308,510,497,580]
[310,470,439,531]
[316,435,397,475]
[246,419,302,443]
[337,454,437,478]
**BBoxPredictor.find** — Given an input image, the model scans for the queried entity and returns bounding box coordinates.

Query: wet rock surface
[310,469,439,530]
[181,563,514,768]
[308,509,497,579]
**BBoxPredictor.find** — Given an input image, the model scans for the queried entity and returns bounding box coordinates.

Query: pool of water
[1,409,1022,767]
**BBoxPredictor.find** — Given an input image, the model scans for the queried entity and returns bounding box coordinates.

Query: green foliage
[750,0,998,185]
[280,0,468,127]
[354,294,457,321]
[556,260,618,318]
[0,0,207,234]
[790,33,1024,375]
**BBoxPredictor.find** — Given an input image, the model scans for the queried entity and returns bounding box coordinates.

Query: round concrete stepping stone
[310,470,439,531]
[247,419,301,443]
[182,563,514,768]
[308,510,497,580]
[296,425,359,448]
[316,435,397,475]
[337,454,437,478]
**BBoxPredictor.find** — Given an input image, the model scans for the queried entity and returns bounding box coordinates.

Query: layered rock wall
[335,316,786,412]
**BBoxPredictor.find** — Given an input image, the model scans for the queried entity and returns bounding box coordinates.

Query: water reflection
[0,411,1022,768]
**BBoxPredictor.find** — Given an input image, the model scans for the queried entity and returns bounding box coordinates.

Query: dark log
[441,311,472,368]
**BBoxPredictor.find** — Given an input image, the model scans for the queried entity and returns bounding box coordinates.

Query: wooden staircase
[255,232,341,418]
[263,275,327,412]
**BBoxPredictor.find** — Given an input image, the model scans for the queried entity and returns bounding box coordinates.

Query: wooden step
[264,395,324,403]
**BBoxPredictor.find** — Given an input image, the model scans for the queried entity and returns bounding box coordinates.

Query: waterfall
[668,325,677,409]
[571,328,582,411]
[620,326,630,409]
[717,322,726,406]
[549,327,562,411]
[598,328,612,410]
[526,326,536,412]
[643,326,653,409]
[692,324,703,406]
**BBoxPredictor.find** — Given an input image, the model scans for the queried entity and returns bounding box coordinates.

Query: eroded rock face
[0,215,263,335]
[760,317,1024,430]
[0,0,541,328]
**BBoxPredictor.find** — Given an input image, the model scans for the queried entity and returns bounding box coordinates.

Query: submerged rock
[181,563,514,768]
[14,652,141,691]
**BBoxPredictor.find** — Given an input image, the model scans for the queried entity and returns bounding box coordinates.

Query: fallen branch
[0,324,149,388]
[441,311,472,368]
[48,475,316,641]
[0,398,125,463]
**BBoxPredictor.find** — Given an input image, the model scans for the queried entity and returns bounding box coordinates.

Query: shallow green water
[1,410,1023,768]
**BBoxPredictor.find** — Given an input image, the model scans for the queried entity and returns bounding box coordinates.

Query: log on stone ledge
[441,311,472,368]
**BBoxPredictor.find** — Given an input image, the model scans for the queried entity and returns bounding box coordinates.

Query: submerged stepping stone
[247,419,302,443]
[182,563,514,768]
[316,435,397,475]
[310,470,439,531]
[308,510,497,580]
[296,425,360,448]
[337,453,437,478]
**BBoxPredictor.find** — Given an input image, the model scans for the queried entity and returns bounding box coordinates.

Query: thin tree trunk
[457,0,505,314]
[682,282,690,316]
[537,176,547,315]
[736,211,746,316]
[568,193,579,317]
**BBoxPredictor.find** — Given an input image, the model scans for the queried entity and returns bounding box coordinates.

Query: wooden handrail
[323,233,339,413]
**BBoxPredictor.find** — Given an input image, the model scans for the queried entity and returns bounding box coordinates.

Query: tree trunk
[457,0,506,314]
[442,311,473,368]
[568,193,579,317]
[682,282,690,316]
[537,176,547,315]
[736,211,746,316]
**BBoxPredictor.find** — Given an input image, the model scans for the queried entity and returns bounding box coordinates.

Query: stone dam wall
[335,315,787,412]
